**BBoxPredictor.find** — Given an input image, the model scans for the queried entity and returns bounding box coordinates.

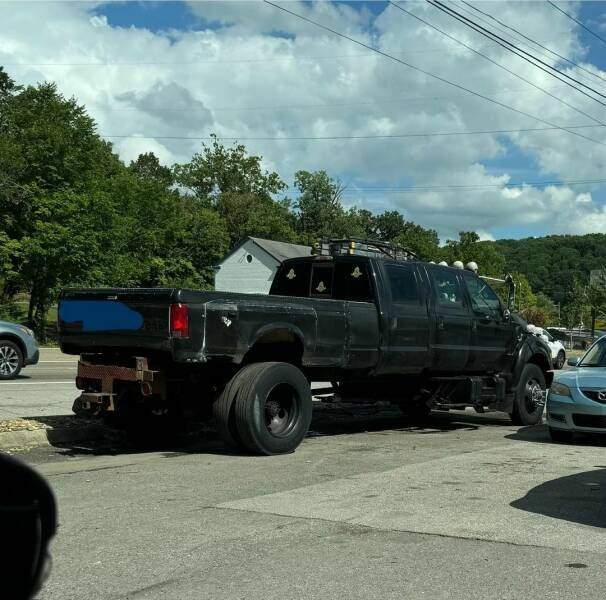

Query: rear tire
[549,427,574,443]
[0,340,22,380]
[510,363,546,426]
[234,362,312,455]
[213,367,262,450]
[554,351,565,370]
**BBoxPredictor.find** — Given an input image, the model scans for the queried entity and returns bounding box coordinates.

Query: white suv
[527,325,566,369]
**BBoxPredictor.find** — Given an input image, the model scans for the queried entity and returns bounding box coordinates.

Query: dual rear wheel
[214,362,312,455]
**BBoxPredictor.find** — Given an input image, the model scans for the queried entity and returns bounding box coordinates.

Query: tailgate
[58,288,177,354]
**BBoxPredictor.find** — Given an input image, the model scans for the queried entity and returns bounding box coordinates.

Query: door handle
[437,316,445,331]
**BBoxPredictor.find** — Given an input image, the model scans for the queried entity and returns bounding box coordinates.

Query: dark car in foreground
[0,320,39,380]
[58,239,553,455]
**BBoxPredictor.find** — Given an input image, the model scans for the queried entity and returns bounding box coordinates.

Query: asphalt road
[0,348,77,420]
[14,406,606,600]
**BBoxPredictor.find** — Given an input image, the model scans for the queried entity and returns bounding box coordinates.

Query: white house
[214,237,311,294]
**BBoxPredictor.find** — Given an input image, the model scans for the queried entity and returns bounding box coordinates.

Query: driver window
[463,275,501,316]
[431,269,464,307]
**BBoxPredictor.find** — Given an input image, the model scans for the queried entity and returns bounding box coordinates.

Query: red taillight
[170,303,190,338]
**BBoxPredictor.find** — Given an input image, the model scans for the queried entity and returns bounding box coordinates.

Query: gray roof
[248,237,311,262]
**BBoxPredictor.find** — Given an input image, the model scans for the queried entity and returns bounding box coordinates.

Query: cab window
[310,264,333,298]
[270,261,312,297]
[385,263,419,304]
[463,274,501,316]
[333,260,374,303]
[431,270,464,306]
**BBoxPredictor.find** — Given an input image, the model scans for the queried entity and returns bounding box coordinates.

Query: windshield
[579,337,606,367]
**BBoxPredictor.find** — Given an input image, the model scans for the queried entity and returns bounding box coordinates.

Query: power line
[547,1,606,47]
[430,0,606,108]
[262,0,606,148]
[461,0,606,89]
[100,124,603,142]
[391,2,606,130]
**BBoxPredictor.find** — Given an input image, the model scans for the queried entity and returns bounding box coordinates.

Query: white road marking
[0,381,74,385]
[37,360,77,364]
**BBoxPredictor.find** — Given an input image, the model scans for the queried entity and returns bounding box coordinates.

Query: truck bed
[58,287,377,369]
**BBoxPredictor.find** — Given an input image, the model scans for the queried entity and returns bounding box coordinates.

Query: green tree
[216,192,297,246]
[441,231,505,276]
[293,170,346,243]
[394,223,439,260]
[129,152,173,188]
[0,79,123,331]
[173,135,286,206]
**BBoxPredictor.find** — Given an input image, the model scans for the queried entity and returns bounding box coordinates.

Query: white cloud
[1,0,606,240]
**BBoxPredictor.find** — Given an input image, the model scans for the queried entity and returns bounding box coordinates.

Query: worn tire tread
[214,365,262,449]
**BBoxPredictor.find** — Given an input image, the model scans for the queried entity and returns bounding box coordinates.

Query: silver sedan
[546,335,606,442]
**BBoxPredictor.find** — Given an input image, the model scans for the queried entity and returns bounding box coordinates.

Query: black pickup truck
[58,239,552,455]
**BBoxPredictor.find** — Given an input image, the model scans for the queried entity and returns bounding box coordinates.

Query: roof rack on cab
[312,237,418,262]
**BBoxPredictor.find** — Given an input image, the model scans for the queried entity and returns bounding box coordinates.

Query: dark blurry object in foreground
[0,452,56,599]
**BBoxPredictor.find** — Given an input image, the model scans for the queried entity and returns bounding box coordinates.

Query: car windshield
[579,338,606,367]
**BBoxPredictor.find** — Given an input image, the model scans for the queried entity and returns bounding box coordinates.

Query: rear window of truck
[271,259,375,303]
[270,261,312,297]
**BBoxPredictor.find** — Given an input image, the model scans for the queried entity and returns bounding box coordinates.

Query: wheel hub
[0,345,19,376]
[265,399,290,434]
[525,378,545,410]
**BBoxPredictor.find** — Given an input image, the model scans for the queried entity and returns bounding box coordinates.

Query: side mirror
[502,309,511,321]
[567,356,580,367]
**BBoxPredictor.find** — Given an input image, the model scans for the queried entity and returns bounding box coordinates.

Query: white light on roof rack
[452,261,464,269]
[438,261,448,266]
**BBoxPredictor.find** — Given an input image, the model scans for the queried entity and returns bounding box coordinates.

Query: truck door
[462,272,515,371]
[382,262,430,374]
[333,258,380,369]
[426,267,471,372]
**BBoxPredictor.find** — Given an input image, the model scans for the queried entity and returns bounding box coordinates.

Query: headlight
[550,382,572,397]
[18,325,35,338]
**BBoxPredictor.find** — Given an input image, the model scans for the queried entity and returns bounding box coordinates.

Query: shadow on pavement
[507,424,606,447]
[511,467,606,528]
[31,405,511,458]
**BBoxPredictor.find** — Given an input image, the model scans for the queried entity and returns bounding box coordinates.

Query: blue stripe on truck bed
[59,300,145,332]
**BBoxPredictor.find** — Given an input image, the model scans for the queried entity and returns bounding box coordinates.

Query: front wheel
[554,351,566,370]
[234,362,312,455]
[510,363,546,426]
[0,340,22,380]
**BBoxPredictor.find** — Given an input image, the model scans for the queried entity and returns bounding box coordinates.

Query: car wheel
[510,363,546,426]
[554,350,566,370]
[0,340,23,380]
[234,362,312,455]
[213,366,262,450]
[549,427,574,443]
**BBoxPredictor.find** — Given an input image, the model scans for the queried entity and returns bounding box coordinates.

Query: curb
[0,419,108,451]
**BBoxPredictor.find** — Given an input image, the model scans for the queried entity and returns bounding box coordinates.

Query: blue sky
[5,0,606,240]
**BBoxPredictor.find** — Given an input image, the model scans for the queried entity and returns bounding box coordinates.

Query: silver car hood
[555,367,606,389]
